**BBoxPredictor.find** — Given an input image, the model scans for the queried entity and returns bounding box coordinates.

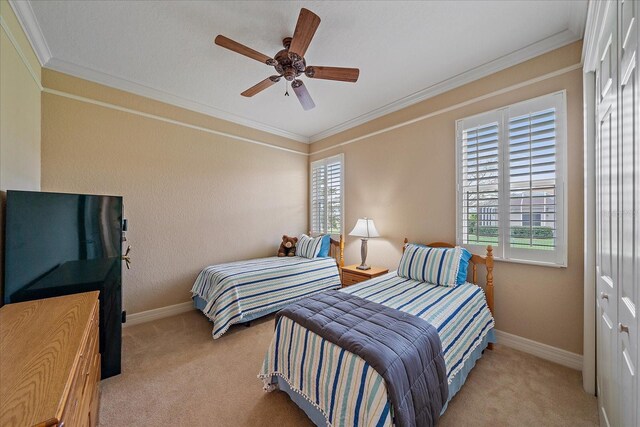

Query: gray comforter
[276,290,448,427]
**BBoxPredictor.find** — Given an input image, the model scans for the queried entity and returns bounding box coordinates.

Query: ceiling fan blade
[292,80,315,111]
[305,66,359,83]
[241,76,280,97]
[288,8,321,59]
[215,35,275,65]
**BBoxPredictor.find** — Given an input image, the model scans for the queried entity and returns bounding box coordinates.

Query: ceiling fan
[214,8,360,111]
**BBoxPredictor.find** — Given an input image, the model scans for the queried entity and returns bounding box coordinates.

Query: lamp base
[358,238,370,271]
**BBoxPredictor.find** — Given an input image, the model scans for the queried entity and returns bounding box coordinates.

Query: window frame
[309,153,345,236]
[455,91,568,267]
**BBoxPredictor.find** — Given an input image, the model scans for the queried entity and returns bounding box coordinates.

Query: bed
[191,235,344,339]
[258,239,496,426]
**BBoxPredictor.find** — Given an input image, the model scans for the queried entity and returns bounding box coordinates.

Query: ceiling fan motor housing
[274,37,306,81]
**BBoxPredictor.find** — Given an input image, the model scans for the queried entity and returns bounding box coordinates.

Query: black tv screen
[4,190,123,304]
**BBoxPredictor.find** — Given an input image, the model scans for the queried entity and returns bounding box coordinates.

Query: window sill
[493,256,567,269]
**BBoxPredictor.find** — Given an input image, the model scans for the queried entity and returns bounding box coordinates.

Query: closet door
[595,2,619,426]
[617,1,638,426]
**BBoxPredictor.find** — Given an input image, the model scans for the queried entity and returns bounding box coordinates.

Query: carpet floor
[98,310,598,426]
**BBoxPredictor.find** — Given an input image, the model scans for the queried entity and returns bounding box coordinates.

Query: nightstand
[341,265,389,287]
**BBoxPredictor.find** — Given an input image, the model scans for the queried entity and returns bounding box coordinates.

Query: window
[456,91,567,266]
[310,154,344,235]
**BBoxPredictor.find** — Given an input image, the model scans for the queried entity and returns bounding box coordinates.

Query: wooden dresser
[0,292,101,427]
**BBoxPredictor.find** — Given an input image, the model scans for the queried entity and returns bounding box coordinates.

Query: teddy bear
[277,235,298,257]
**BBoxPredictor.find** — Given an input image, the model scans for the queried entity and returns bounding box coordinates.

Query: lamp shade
[348,218,380,238]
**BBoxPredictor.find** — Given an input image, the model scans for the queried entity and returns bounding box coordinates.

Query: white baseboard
[124,301,195,327]
[123,303,583,371]
[495,329,583,371]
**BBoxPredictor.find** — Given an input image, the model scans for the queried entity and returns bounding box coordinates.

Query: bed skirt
[272,328,496,426]
[192,295,274,325]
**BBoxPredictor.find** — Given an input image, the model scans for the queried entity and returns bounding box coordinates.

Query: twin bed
[191,237,496,426]
[191,235,344,338]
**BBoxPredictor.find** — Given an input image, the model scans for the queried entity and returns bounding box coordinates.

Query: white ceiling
[17,0,587,142]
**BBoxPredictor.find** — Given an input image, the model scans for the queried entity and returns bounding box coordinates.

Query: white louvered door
[594,1,639,426]
[595,4,620,424]
[596,3,619,427]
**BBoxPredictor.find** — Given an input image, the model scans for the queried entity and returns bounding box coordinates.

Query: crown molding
[308,29,581,143]
[8,0,51,66]
[0,15,41,90]
[44,58,310,143]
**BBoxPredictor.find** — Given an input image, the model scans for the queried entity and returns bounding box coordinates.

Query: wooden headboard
[402,238,494,317]
[330,235,345,268]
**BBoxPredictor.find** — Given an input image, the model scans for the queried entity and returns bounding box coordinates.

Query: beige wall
[0,0,41,191]
[0,0,42,304]
[310,42,584,355]
[41,69,309,314]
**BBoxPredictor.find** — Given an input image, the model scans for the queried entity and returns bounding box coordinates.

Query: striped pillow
[295,234,323,259]
[397,243,464,287]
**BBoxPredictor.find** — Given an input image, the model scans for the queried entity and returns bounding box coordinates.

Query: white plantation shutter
[310,164,327,233]
[456,91,566,266]
[310,154,344,235]
[459,114,501,248]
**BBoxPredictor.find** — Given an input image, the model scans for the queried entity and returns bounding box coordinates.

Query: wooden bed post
[485,245,494,315]
[485,245,494,350]
[339,234,345,268]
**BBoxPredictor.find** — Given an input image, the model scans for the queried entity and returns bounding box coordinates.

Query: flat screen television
[4,190,123,302]
[4,190,124,378]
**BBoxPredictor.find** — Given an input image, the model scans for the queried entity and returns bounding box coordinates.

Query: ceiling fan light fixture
[283,68,297,81]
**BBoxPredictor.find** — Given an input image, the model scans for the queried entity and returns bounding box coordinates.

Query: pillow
[317,234,332,258]
[397,243,467,287]
[457,248,473,285]
[295,234,323,259]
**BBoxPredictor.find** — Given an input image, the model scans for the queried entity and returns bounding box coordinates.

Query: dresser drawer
[341,266,389,288]
[59,299,100,427]
[342,271,366,286]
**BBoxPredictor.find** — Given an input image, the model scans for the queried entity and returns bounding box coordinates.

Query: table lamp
[348,218,380,270]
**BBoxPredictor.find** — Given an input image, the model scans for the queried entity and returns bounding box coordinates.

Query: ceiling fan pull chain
[285,80,290,97]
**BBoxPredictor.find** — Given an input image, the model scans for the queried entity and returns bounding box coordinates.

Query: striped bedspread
[191,256,341,339]
[258,272,495,426]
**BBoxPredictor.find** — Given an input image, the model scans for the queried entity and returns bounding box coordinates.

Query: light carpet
[98,310,598,426]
